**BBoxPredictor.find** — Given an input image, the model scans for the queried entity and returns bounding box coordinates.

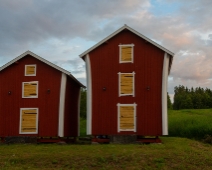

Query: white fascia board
[79,25,174,58]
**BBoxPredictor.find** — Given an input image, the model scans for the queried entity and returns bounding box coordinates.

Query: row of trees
[173,85,212,110]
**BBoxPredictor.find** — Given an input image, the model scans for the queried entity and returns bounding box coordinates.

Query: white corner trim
[77,88,81,137]
[19,108,39,134]
[117,103,137,132]
[118,72,135,97]
[25,64,36,76]
[119,44,134,63]
[22,81,39,98]
[58,73,67,137]
[162,53,169,135]
[85,54,92,135]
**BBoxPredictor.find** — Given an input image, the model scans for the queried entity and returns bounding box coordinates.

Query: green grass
[79,109,212,140]
[168,109,212,140]
[0,137,212,169]
[80,118,86,136]
[1,109,212,169]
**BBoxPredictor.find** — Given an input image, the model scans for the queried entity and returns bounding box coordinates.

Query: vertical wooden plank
[121,46,132,62]
[21,109,37,133]
[120,106,134,130]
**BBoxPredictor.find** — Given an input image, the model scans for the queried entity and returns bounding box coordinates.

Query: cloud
[0,0,212,94]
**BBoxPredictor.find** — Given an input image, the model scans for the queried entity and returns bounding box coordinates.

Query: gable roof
[0,51,85,88]
[79,24,174,58]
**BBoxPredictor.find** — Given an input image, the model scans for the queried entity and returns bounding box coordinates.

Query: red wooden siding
[0,54,79,137]
[89,29,164,136]
[63,77,80,137]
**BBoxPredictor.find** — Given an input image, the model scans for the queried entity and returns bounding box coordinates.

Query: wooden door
[119,105,136,131]
[20,109,38,134]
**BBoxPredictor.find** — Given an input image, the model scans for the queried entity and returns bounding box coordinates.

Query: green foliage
[173,85,212,110]
[167,93,173,109]
[80,118,86,136]
[168,109,212,140]
[80,88,87,118]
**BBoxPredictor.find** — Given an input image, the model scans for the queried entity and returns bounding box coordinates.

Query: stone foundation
[109,135,137,144]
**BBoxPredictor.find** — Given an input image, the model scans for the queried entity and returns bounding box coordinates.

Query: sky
[0,0,212,102]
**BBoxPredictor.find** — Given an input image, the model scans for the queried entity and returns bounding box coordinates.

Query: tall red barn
[0,51,84,142]
[80,25,174,142]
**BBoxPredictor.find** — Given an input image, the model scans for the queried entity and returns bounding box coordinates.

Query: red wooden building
[80,25,174,143]
[0,51,84,142]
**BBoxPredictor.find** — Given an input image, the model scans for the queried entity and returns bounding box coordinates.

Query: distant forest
[170,85,212,110]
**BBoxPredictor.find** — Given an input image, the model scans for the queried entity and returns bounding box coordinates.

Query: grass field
[0,137,212,170]
[81,109,212,140]
[169,109,212,140]
[1,109,212,169]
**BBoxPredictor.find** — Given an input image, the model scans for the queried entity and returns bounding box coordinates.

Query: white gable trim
[79,25,174,58]
[0,51,70,74]
[0,51,85,87]
[162,53,169,135]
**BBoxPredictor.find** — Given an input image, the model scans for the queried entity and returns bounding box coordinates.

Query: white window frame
[22,81,39,98]
[19,108,39,134]
[118,72,135,97]
[117,103,137,132]
[119,44,134,63]
[25,64,37,76]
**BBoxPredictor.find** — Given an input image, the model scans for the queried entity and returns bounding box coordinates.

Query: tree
[167,93,173,109]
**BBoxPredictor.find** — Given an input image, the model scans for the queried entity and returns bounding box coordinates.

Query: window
[22,81,38,98]
[19,108,38,134]
[117,103,137,132]
[25,65,36,76]
[118,72,135,97]
[119,44,134,63]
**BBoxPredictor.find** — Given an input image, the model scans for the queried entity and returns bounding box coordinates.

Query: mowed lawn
[0,109,212,170]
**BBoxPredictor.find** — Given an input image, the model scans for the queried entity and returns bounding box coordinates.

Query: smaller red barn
[80,25,174,143]
[0,51,85,143]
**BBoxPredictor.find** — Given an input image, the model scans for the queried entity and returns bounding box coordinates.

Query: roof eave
[0,51,86,87]
[79,25,175,58]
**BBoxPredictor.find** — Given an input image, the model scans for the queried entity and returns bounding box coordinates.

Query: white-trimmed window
[25,65,36,76]
[118,72,135,97]
[19,108,38,134]
[117,103,137,132]
[25,64,36,76]
[119,44,134,63]
[22,81,38,98]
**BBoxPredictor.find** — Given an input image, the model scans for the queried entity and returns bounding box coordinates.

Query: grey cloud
[53,57,85,75]
[1,0,212,95]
